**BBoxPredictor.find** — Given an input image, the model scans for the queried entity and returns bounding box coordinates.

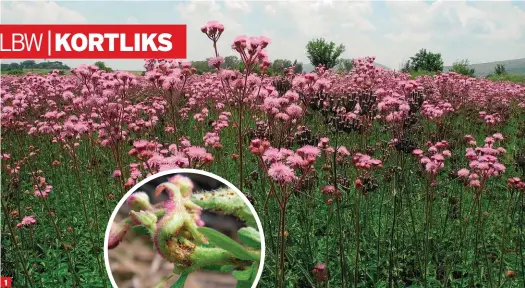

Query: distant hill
[444,58,525,77]
[374,63,391,70]
[302,63,315,72]
[302,62,390,73]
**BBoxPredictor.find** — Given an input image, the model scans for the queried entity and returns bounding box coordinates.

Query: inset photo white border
[103,168,266,288]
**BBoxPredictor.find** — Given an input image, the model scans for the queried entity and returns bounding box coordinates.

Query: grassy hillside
[444,58,525,77]
[486,73,525,83]
[0,68,144,76]
[302,62,390,72]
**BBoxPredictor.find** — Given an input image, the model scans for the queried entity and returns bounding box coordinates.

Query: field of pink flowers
[2,21,525,287]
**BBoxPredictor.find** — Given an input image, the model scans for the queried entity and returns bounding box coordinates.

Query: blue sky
[2,0,525,71]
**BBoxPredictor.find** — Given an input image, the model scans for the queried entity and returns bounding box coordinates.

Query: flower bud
[127,192,153,211]
[108,220,132,249]
[154,212,186,260]
[312,263,328,281]
[168,175,194,197]
[355,178,364,189]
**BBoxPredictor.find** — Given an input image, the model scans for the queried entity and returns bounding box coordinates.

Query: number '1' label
[1,277,12,288]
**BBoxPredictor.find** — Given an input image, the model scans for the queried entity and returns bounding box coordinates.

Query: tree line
[2,44,511,79]
[305,38,510,77]
[1,60,71,72]
[188,56,304,75]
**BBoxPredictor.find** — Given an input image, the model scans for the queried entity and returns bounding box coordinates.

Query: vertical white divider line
[48,30,51,57]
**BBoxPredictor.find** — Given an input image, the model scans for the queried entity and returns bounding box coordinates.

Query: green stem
[1,198,35,288]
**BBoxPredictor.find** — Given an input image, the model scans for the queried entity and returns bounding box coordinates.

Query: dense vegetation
[2,20,525,288]
[1,60,71,74]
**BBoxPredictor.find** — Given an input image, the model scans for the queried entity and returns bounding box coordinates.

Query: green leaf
[236,279,252,288]
[198,227,259,261]
[191,189,257,227]
[220,265,237,272]
[233,262,258,284]
[237,227,261,249]
[236,264,257,288]
[171,271,189,288]
[232,269,252,281]
[200,265,226,272]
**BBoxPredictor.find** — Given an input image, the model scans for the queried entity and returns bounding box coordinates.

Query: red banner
[0,24,187,59]
[0,277,12,288]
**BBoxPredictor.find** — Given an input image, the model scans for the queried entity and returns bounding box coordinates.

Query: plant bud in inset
[168,175,194,197]
[127,192,153,211]
[154,211,187,262]
[153,180,208,263]
[108,219,132,249]
[129,210,157,235]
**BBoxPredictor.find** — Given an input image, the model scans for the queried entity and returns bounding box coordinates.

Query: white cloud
[174,1,246,60]
[126,16,139,24]
[0,1,142,71]
[264,4,276,15]
[2,1,523,71]
[1,0,87,24]
[224,0,251,13]
[383,1,525,67]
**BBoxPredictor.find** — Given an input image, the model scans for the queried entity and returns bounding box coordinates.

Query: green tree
[292,60,303,74]
[337,58,353,72]
[409,48,444,72]
[222,56,241,69]
[494,64,506,76]
[238,62,262,74]
[21,60,36,69]
[192,60,213,74]
[400,60,411,73]
[306,38,345,69]
[271,59,293,75]
[8,63,21,70]
[94,61,113,72]
[450,59,475,77]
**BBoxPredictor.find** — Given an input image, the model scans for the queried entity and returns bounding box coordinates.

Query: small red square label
[1,277,12,288]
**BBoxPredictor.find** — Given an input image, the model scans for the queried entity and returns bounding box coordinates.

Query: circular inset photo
[104,169,265,288]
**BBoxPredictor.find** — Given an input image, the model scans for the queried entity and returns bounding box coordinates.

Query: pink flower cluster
[261,88,303,122]
[250,139,320,184]
[412,140,451,178]
[17,215,37,228]
[125,139,214,187]
[193,107,209,122]
[315,137,351,163]
[33,174,53,198]
[352,153,383,170]
[457,133,506,187]
[376,89,411,123]
[479,111,502,126]
[231,35,271,72]
[201,20,224,42]
[421,100,454,120]
[507,177,525,190]
[320,185,342,199]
